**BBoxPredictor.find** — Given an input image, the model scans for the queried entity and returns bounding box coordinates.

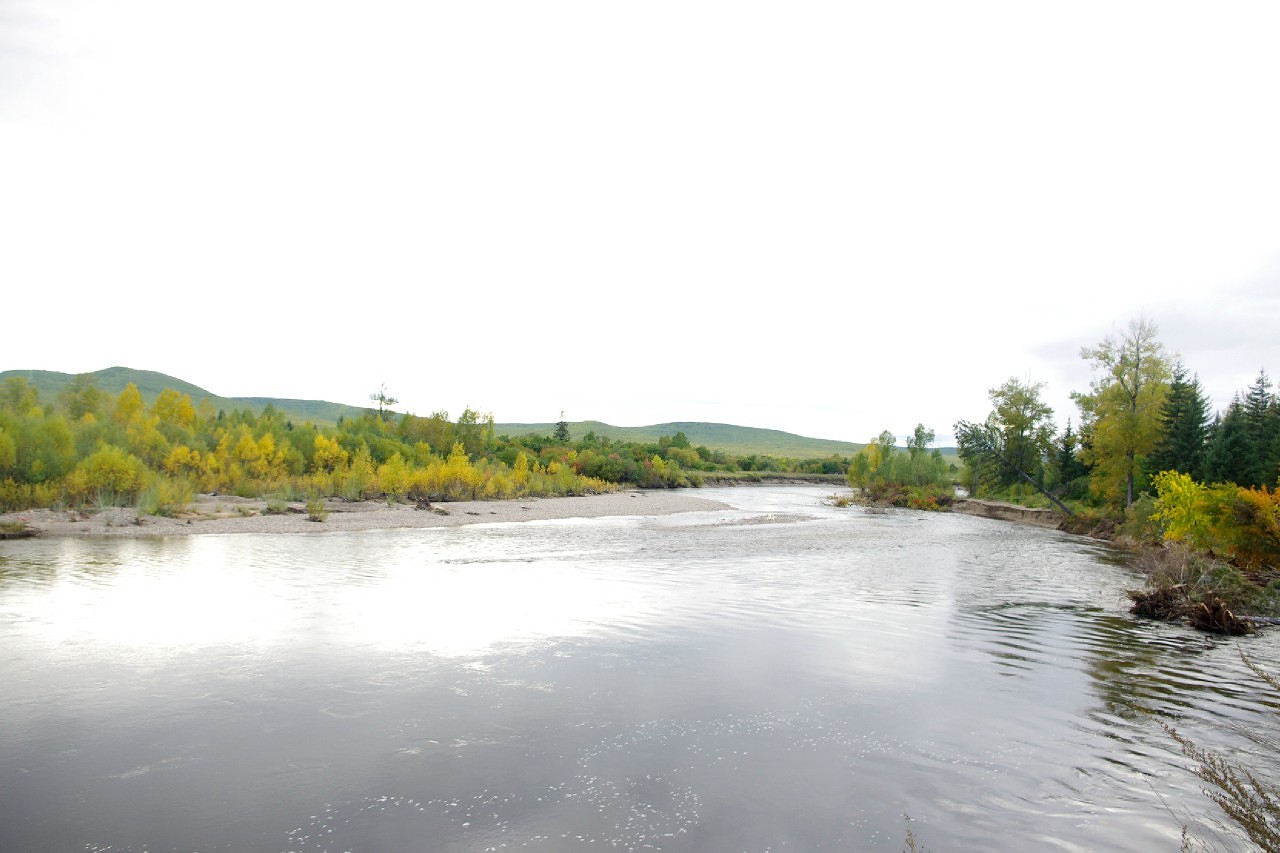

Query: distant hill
[2,367,963,461]
[494,420,866,458]
[0,367,368,427]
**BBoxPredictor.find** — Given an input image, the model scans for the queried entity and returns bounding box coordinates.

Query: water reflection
[1,486,1279,851]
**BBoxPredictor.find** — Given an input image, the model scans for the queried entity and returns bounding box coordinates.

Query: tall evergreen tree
[1147,361,1209,480]
[1241,369,1279,487]
[553,412,571,443]
[1049,419,1089,496]
[1204,399,1251,485]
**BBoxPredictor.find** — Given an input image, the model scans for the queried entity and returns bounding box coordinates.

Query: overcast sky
[3,1,1277,444]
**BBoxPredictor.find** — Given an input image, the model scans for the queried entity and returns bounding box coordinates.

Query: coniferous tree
[1241,369,1279,487]
[1204,400,1251,485]
[1147,361,1210,481]
[1049,419,1089,496]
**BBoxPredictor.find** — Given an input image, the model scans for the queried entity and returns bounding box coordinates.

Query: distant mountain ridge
[1,367,870,458]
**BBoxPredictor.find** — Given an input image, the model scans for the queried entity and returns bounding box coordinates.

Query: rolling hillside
[2,367,939,459]
[0,367,368,427]
[493,421,866,458]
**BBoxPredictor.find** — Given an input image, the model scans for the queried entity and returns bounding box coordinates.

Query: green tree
[1204,405,1247,485]
[455,407,491,458]
[956,378,1055,494]
[873,429,896,477]
[1047,420,1089,496]
[954,415,1074,514]
[0,427,16,475]
[1074,318,1172,508]
[554,412,571,443]
[903,424,949,486]
[988,377,1056,487]
[0,377,39,414]
[59,373,104,421]
[1241,369,1279,487]
[1147,361,1209,481]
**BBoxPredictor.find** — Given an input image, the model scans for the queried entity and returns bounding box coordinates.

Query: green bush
[1120,492,1161,544]
[306,495,329,522]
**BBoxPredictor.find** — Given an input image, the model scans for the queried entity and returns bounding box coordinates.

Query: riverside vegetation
[949,318,1280,630]
[0,376,853,517]
[939,317,1280,853]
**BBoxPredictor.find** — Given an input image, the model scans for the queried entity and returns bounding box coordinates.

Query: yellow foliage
[441,443,481,499]
[113,383,144,425]
[484,473,515,499]
[313,434,349,472]
[1153,471,1209,544]
[163,445,201,476]
[67,445,147,502]
[377,453,410,500]
[152,388,195,429]
[127,415,170,467]
[1155,472,1280,569]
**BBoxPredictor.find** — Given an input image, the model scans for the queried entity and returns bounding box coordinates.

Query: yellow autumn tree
[163,444,202,478]
[377,452,410,501]
[152,388,196,431]
[513,451,531,490]
[312,434,349,472]
[113,383,144,426]
[1075,318,1172,508]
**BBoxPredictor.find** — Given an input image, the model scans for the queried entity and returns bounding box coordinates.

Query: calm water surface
[2,486,1277,851]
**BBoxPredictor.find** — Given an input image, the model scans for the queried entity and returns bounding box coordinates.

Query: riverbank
[0,490,731,537]
[950,498,1120,539]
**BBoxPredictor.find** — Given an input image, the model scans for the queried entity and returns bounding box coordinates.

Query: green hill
[3,367,963,461]
[0,367,368,427]
[494,420,867,458]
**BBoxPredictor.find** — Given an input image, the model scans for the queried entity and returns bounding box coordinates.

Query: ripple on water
[11,487,1280,852]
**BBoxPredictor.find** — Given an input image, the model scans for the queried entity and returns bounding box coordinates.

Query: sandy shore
[0,490,732,538]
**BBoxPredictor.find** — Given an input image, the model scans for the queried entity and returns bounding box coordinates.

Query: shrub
[305,495,329,522]
[1120,492,1161,544]
[67,445,147,505]
[136,477,194,517]
[0,478,57,512]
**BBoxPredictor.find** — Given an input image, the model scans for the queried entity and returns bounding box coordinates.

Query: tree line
[0,376,853,513]
[953,317,1279,568]
[844,424,958,509]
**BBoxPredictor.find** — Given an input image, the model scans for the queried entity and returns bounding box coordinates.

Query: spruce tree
[1204,400,1251,485]
[1049,420,1089,498]
[553,412,571,444]
[1242,370,1279,487]
[1147,361,1209,481]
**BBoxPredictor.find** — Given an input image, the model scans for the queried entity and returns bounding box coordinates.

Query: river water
[2,485,1277,851]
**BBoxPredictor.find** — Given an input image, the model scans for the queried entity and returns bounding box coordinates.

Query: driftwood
[1187,593,1253,636]
[1128,586,1256,635]
[1128,584,1191,621]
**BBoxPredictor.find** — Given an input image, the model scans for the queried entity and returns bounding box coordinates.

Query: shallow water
[1,486,1277,851]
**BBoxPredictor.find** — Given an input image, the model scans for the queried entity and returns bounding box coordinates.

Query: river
[1,485,1277,851]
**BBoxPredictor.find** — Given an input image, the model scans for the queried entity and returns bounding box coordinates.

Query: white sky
[2,1,1278,444]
